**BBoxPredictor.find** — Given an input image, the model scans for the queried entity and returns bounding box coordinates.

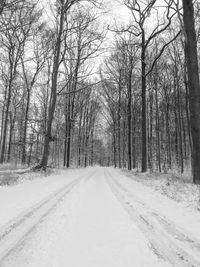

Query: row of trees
[0,0,107,169]
[101,0,200,184]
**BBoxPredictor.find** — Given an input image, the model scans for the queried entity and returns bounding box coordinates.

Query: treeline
[0,0,106,168]
[101,0,200,183]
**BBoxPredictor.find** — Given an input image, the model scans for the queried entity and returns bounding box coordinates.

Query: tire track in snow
[0,169,96,262]
[109,173,200,250]
[118,173,200,249]
[105,170,200,267]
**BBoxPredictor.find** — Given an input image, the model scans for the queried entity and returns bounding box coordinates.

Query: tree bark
[117,79,122,168]
[182,0,200,184]
[113,122,117,168]
[141,43,147,172]
[21,89,30,164]
[0,70,13,163]
[127,68,132,171]
[39,9,64,170]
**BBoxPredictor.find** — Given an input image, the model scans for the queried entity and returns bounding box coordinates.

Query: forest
[0,0,199,183]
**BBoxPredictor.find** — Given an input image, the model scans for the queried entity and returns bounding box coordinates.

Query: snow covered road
[0,167,200,267]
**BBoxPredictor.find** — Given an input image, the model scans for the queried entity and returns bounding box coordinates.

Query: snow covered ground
[0,167,200,266]
[121,169,200,210]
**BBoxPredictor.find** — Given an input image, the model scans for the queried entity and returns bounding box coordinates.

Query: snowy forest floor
[121,169,200,211]
[0,167,200,266]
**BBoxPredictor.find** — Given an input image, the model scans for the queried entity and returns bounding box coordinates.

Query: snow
[0,168,93,227]
[0,167,166,267]
[121,169,200,210]
[107,168,200,265]
[114,168,200,239]
[0,167,200,266]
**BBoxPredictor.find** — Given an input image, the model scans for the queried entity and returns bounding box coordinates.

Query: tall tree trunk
[184,70,193,157]
[66,93,71,168]
[84,107,89,168]
[0,71,13,163]
[182,0,200,183]
[155,75,161,172]
[122,120,126,168]
[176,68,184,173]
[113,122,117,168]
[132,105,136,169]
[148,92,153,171]
[7,111,16,162]
[174,93,179,167]
[90,129,94,166]
[165,98,172,169]
[127,68,132,171]
[21,89,30,164]
[39,9,64,170]
[77,111,83,166]
[63,93,69,167]
[141,43,147,172]
[117,81,122,168]
[0,88,7,147]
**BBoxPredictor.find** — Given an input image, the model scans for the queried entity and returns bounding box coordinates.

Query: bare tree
[122,0,181,172]
[35,0,102,170]
[0,1,39,163]
[20,24,49,164]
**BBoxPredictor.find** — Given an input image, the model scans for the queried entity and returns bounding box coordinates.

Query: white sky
[38,0,132,27]
[103,0,132,23]
[37,0,174,77]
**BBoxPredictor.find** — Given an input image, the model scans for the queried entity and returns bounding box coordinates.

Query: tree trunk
[0,72,13,163]
[127,69,132,171]
[77,111,83,166]
[90,129,94,166]
[155,75,161,172]
[165,98,172,169]
[148,92,153,171]
[63,95,68,167]
[182,0,200,183]
[7,111,15,162]
[184,70,193,157]
[117,81,122,168]
[113,122,117,168]
[39,10,64,170]
[141,44,147,172]
[21,89,30,164]
[66,92,71,168]
[122,120,126,168]
[132,105,136,169]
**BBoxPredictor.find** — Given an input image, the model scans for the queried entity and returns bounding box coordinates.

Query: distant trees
[101,36,138,170]
[60,8,104,168]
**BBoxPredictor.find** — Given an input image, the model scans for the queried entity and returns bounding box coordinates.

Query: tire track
[108,171,200,250]
[0,170,95,262]
[105,170,200,267]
